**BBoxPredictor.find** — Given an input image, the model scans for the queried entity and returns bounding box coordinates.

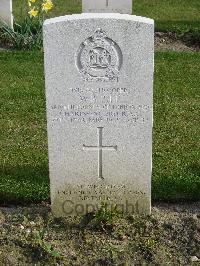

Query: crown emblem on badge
[92,28,107,40]
[76,28,123,82]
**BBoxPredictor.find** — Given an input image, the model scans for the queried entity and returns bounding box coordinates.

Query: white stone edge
[0,0,13,29]
[44,13,154,26]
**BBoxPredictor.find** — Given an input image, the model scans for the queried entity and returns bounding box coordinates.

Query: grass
[12,0,200,37]
[0,51,199,203]
[134,0,200,35]
[153,52,200,200]
[0,52,48,203]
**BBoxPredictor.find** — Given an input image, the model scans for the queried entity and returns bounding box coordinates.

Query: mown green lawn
[12,0,200,35]
[0,51,199,203]
[134,0,200,33]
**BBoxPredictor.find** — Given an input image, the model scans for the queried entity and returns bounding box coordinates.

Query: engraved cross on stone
[83,127,117,179]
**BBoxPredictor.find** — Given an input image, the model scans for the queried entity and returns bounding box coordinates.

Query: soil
[0,44,12,50]
[0,32,199,52]
[0,202,199,265]
[155,32,199,52]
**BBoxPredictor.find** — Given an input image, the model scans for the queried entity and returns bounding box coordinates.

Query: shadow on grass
[152,168,200,202]
[0,164,50,205]
[0,163,199,204]
[188,163,200,177]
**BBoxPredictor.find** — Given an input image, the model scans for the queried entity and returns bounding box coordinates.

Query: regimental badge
[76,28,123,82]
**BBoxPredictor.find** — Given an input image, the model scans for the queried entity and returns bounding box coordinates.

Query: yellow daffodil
[42,0,53,12]
[28,8,38,17]
[28,0,37,5]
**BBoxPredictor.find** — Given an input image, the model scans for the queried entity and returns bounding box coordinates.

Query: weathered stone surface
[0,0,13,28]
[82,0,132,14]
[43,13,154,217]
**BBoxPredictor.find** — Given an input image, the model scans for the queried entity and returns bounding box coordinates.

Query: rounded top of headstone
[44,13,154,27]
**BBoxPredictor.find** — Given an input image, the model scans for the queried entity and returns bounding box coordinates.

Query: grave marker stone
[44,7,154,217]
[0,0,13,28]
[83,0,132,14]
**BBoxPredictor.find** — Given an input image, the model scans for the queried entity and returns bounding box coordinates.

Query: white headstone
[0,0,13,28]
[44,13,154,217]
[83,0,132,14]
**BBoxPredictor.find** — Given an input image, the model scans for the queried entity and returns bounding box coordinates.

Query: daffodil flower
[28,8,39,17]
[28,0,37,5]
[42,0,54,12]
